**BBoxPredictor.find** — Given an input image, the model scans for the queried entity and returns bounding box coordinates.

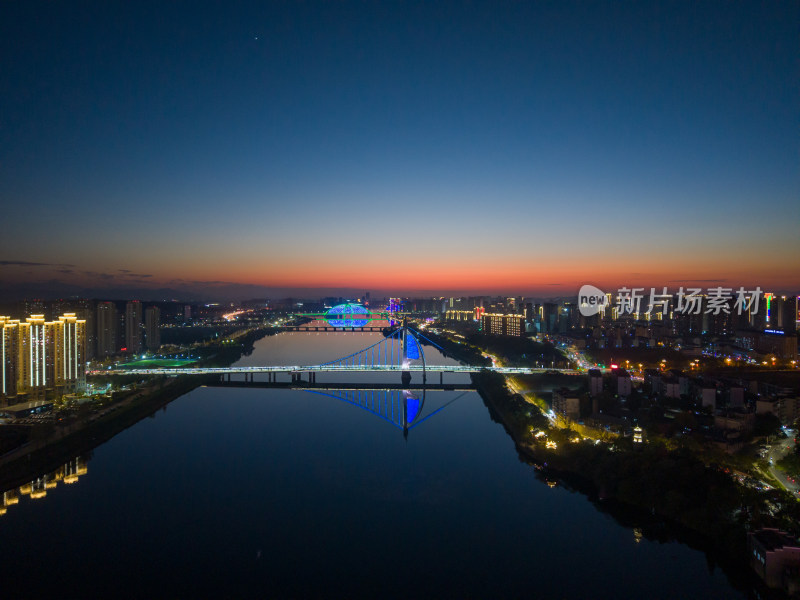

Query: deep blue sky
[1,1,798,298]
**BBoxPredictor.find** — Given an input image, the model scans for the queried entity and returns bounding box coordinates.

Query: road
[766,431,799,496]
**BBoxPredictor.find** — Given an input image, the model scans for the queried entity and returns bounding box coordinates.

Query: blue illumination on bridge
[325,303,369,328]
[95,325,582,378]
[405,334,420,360]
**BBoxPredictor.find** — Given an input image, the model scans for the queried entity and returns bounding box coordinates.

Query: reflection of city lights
[2,456,88,517]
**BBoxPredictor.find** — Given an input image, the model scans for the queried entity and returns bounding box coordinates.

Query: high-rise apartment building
[481,313,524,337]
[0,317,20,402]
[54,299,96,359]
[54,313,86,391]
[775,296,797,334]
[125,301,143,354]
[18,315,56,398]
[96,302,117,357]
[145,306,161,351]
[541,303,559,333]
[0,313,86,403]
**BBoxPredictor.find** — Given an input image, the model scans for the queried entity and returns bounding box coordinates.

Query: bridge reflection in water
[303,387,467,439]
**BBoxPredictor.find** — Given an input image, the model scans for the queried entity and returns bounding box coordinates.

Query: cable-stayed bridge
[95,325,580,383]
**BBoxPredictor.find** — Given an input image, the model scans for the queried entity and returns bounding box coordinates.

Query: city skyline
[2,2,798,299]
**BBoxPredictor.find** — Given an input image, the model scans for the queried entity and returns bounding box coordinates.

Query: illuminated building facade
[0,313,86,403]
[54,313,86,391]
[445,310,474,322]
[0,317,20,401]
[481,313,524,337]
[18,315,55,398]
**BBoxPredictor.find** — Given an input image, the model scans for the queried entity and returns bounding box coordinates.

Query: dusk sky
[2,2,798,299]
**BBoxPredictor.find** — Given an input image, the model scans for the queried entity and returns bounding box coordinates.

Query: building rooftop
[1,400,54,417]
[4,400,52,412]
[752,529,799,552]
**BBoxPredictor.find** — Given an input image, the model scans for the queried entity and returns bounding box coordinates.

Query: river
[0,329,748,598]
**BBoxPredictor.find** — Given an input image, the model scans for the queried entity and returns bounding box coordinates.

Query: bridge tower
[401,318,411,386]
[400,318,426,385]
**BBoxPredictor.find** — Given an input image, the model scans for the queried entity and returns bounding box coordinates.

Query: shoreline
[418,328,783,592]
[0,376,207,492]
[471,370,786,600]
[0,327,273,492]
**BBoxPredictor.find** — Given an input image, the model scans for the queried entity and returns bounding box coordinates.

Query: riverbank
[418,324,798,597]
[471,369,792,599]
[0,327,273,491]
[0,376,208,491]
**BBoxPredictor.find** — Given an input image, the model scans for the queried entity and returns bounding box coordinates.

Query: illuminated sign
[765,293,773,324]
[764,329,784,335]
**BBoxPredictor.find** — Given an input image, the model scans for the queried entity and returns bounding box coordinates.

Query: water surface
[0,331,745,598]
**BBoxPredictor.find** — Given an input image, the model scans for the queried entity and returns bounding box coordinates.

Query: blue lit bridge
[95,325,580,383]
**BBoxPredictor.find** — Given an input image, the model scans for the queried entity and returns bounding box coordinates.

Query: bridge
[281,325,388,332]
[96,324,580,383]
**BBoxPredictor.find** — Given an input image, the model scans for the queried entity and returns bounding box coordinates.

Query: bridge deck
[281,326,389,332]
[93,365,580,376]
